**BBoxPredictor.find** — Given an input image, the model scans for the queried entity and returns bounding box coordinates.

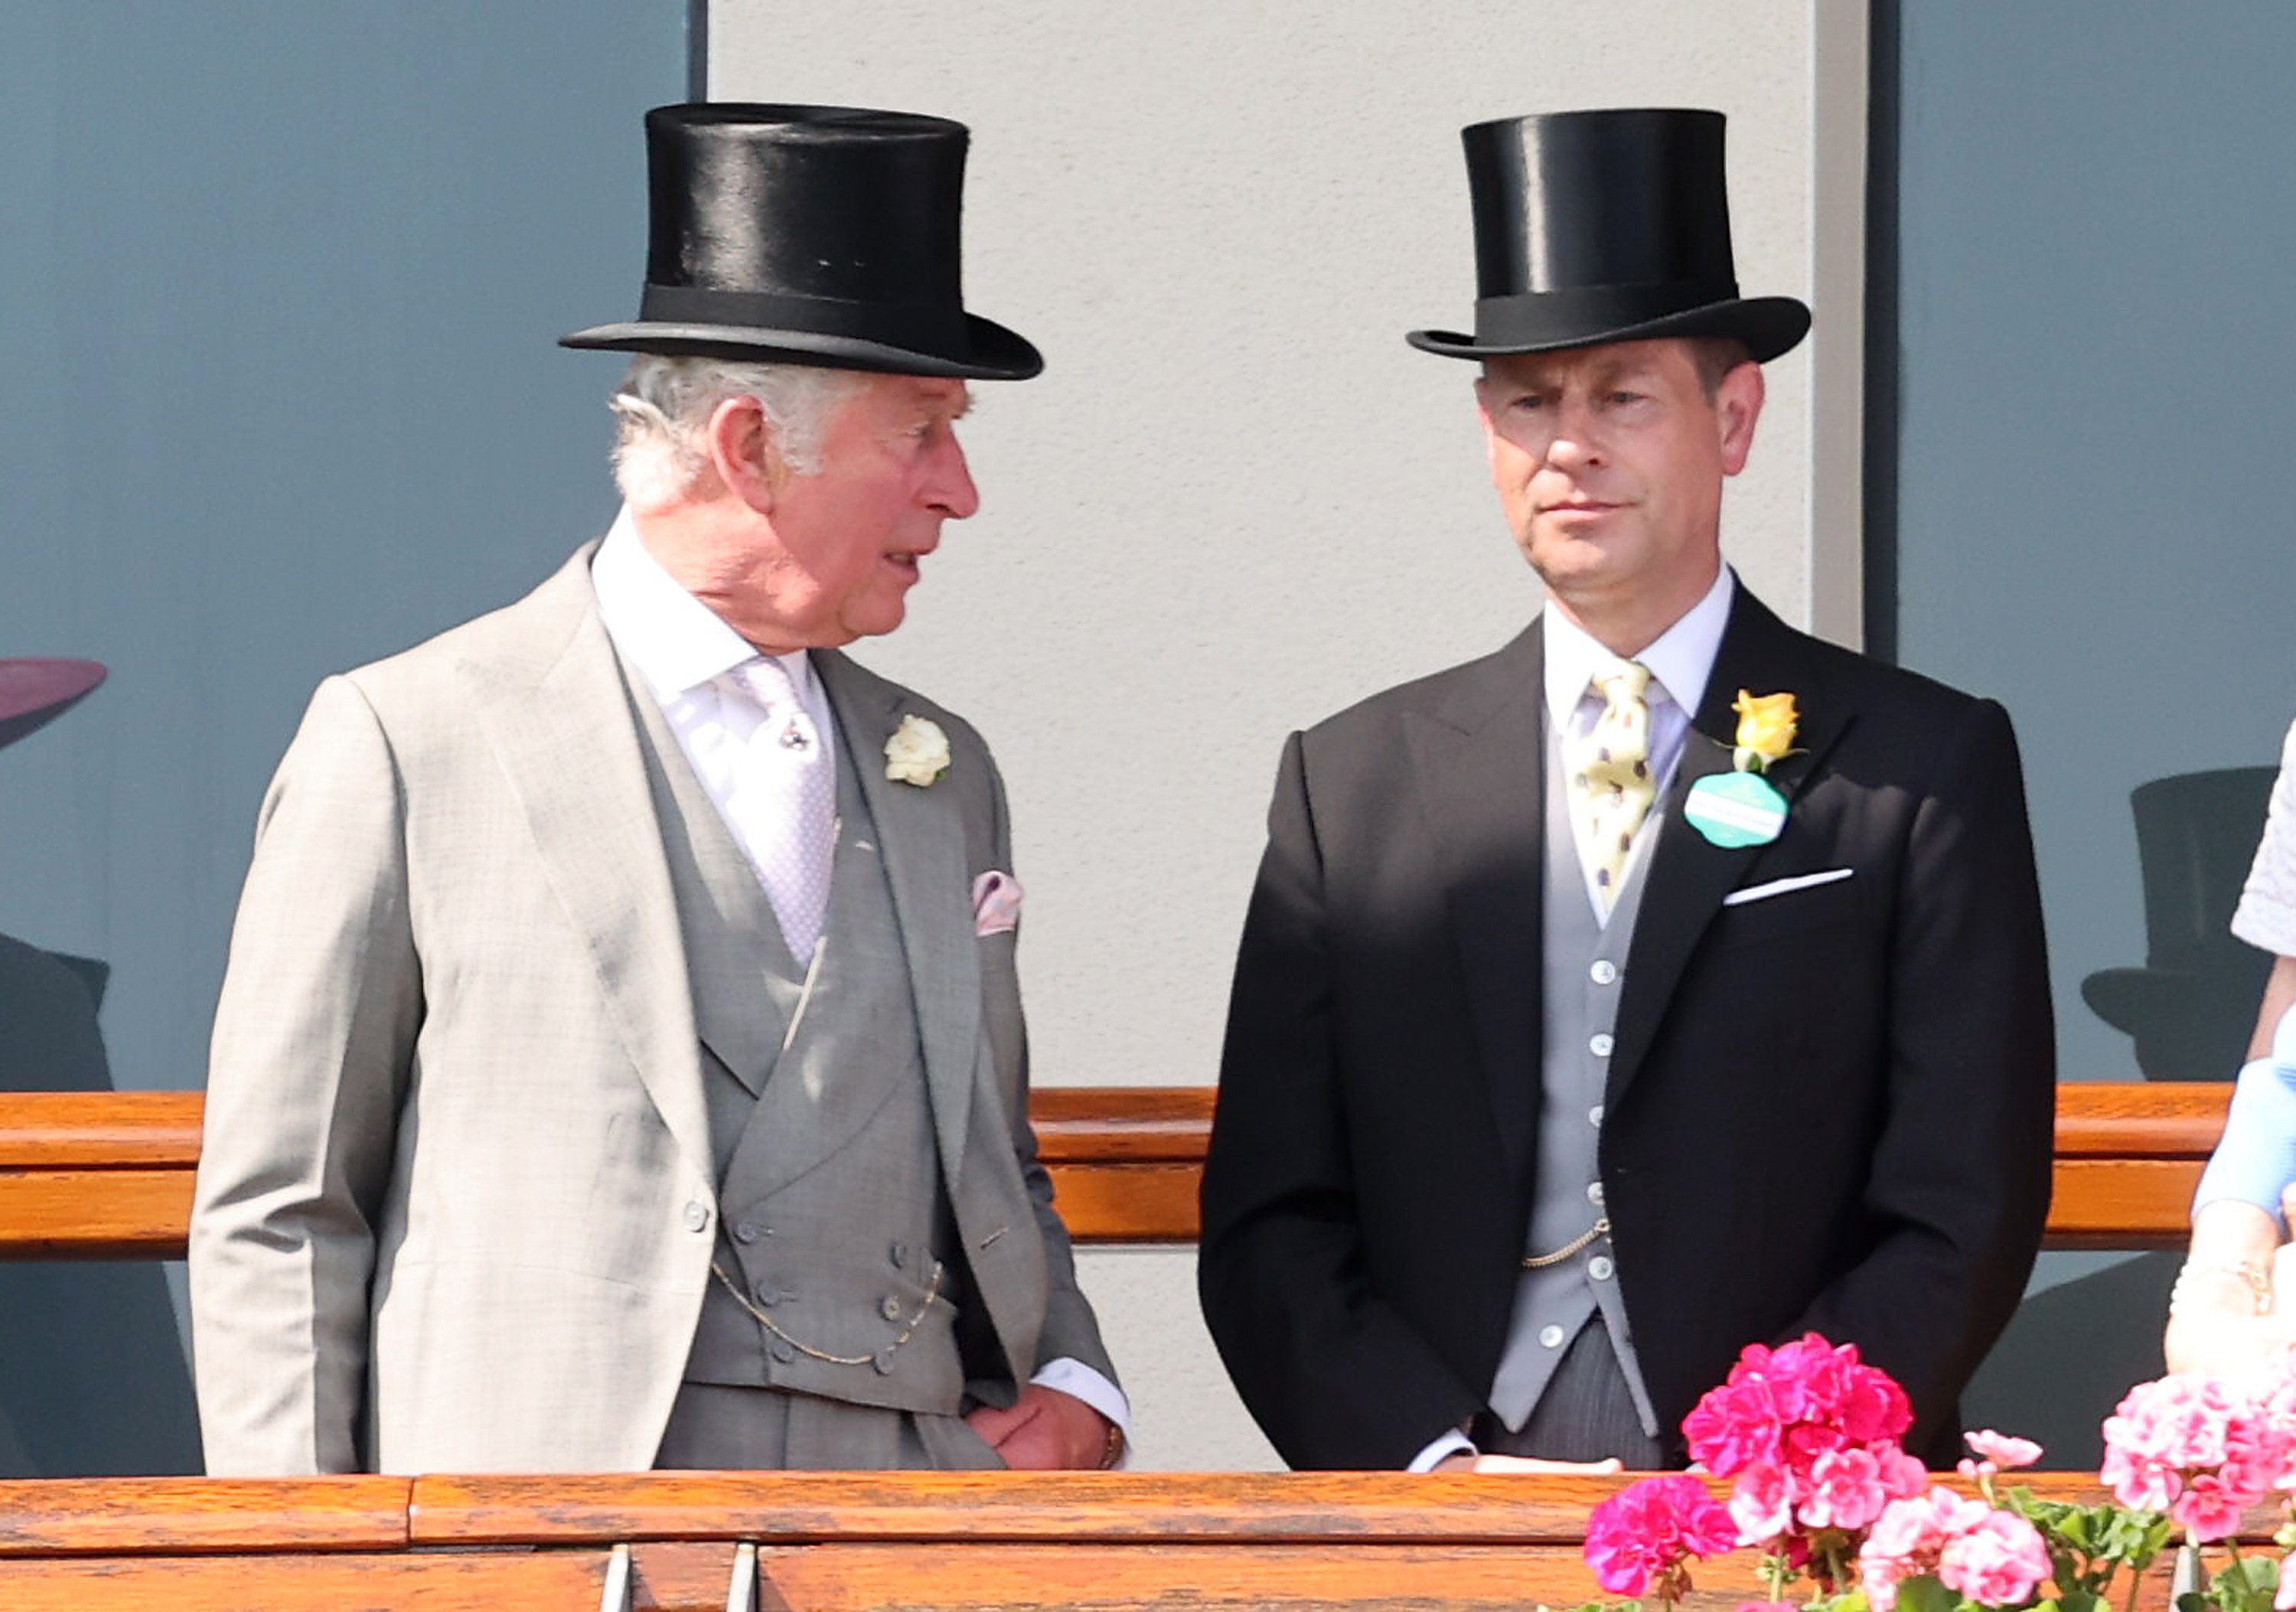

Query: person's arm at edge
[2166,956,2296,1373]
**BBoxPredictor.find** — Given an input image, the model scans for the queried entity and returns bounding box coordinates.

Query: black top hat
[1407,108,1810,364]
[562,103,1041,381]
[0,659,104,754]
[2082,766,2278,1082]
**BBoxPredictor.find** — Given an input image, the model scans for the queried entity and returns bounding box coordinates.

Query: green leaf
[1894,1574,1963,1612]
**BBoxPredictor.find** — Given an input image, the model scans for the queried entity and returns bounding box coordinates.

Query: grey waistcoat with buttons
[1484,724,1664,1436]
[631,684,967,1420]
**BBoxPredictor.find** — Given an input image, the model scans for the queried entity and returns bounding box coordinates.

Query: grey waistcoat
[1485,724,1663,1437]
[631,684,967,1418]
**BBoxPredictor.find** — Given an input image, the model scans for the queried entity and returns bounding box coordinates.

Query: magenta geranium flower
[1583,1473,1740,1598]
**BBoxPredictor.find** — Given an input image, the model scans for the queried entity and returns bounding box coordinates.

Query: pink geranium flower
[1964,1429,2043,1470]
[1799,1445,1885,1530]
[1935,1511,2053,1607]
[2101,1371,2296,1540]
[1583,1474,1740,1598]
[1858,1486,1999,1612]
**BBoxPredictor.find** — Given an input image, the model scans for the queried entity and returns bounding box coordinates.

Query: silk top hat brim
[562,103,1042,381]
[0,658,105,753]
[1407,108,1810,364]
[1407,292,1812,364]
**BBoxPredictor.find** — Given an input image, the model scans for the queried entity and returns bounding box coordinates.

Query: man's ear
[1714,361,1765,478]
[706,395,781,513]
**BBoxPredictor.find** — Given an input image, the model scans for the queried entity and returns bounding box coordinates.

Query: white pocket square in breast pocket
[1722,867,1854,907]
[972,870,1024,936]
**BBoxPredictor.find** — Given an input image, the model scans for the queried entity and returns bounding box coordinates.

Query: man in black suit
[1198,109,2053,1473]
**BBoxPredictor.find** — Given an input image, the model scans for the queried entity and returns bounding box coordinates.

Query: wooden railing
[0,1470,2214,1610]
[0,1082,2231,1258]
[0,1085,2244,1609]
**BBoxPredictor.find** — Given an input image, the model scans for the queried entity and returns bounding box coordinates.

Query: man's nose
[1545,399,1603,469]
[927,434,981,519]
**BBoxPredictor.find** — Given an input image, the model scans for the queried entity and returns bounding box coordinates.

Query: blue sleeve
[2193,1004,2296,1225]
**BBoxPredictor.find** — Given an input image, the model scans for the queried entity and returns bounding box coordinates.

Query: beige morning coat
[188,543,1110,1475]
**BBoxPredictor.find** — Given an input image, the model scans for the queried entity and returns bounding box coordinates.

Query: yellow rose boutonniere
[1730,690,1799,775]
[885,714,951,786]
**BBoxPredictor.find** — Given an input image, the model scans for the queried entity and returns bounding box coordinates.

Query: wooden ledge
[0,1475,409,1555]
[0,1473,2219,1612]
[409,1470,1620,1546]
[0,1083,2236,1256]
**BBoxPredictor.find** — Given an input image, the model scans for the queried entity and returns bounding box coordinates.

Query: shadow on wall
[0,660,201,1476]
[2082,768,2277,1083]
[1963,1253,2176,1473]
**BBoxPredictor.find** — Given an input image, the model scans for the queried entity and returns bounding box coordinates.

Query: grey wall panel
[0,0,682,1476]
[1895,0,2296,1467]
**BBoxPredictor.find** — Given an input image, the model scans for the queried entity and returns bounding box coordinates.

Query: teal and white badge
[1687,688,1802,849]
[1684,771,1788,849]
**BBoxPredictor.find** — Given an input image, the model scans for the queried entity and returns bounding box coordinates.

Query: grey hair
[608,354,866,511]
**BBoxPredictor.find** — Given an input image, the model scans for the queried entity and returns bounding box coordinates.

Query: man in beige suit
[189,103,1124,1475]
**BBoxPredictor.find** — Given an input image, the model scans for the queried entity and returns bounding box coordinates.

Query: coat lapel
[1606,588,1854,1108]
[813,650,981,1196]
[461,545,716,1187]
[1404,625,1546,1185]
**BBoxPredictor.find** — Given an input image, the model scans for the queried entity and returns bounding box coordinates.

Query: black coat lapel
[1606,588,1854,1108]
[1405,624,1546,1185]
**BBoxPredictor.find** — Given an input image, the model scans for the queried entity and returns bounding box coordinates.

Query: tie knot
[1593,661,1652,706]
[733,655,799,712]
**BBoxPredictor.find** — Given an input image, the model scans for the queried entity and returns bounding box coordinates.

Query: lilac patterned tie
[728,656,837,961]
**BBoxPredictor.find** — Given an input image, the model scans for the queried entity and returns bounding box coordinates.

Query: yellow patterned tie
[1570,661,1655,912]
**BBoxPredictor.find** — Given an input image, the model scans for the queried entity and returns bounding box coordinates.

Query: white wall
[712,0,1861,1470]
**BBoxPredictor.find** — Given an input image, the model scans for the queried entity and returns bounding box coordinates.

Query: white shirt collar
[590,505,814,702]
[1541,565,1735,724]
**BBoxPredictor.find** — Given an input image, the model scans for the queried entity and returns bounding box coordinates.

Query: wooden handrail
[0,1082,2232,1257]
[0,1471,2231,1610]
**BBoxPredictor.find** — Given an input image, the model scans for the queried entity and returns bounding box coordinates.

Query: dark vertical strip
[1863,0,1902,664]
[687,0,710,100]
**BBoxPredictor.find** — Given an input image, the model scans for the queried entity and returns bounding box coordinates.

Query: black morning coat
[1198,586,2055,1470]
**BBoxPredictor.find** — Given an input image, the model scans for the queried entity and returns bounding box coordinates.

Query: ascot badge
[1684,690,1797,850]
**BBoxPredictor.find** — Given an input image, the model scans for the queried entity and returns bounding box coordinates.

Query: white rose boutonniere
[885,714,951,786]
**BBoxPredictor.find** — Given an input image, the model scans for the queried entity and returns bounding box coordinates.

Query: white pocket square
[1722,867,1854,907]
[972,870,1023,936]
